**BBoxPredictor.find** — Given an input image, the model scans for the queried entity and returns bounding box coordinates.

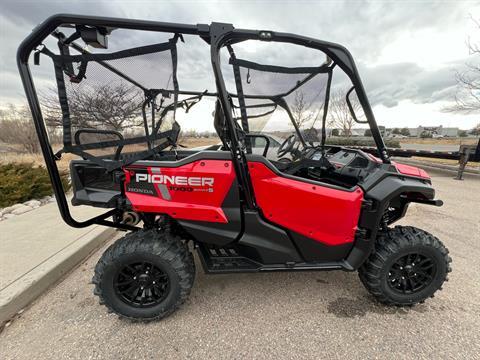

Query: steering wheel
[277,134,298,157]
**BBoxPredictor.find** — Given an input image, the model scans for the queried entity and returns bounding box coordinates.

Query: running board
[196,244,346,274]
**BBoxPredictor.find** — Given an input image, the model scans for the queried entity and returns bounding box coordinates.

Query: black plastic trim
[289,232,353,262]
[345,175,436,269]
[177,179,242,246]
[236,211,303,264]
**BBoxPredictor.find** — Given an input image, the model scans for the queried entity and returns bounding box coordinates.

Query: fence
[349,138,480,180]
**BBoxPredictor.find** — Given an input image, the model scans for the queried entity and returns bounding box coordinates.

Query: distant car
[391,134,407,139]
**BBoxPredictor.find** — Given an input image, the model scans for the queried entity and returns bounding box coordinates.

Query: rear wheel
[92,229,195,321]
[359,226,451,306]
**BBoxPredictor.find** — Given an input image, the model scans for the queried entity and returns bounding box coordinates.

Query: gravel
[0,169,479,359]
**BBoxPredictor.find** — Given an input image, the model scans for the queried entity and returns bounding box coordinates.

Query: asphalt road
[1,169,479,360]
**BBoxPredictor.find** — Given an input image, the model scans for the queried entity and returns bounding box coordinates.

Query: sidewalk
[0,201,115,325]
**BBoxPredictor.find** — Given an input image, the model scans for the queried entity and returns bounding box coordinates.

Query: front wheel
[92,229,195,321]
[359,226,451,306]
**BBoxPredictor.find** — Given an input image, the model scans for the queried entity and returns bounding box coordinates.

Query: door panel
[248,162,364,246]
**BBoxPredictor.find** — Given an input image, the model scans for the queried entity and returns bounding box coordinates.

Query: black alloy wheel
[387,253,436,295]
[115,261,170,307]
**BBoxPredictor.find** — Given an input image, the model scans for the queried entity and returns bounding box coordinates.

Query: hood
[393,162,430,179]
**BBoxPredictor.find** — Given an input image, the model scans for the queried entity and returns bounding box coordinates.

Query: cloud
[358,60,462,108]
[0,0,478,129]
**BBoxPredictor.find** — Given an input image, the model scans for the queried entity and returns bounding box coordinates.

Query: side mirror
[245,134,271,157]
[346,87,368,124]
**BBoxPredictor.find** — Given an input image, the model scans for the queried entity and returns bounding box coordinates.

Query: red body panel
[248,162,364,246]
[394,162,430,179]
[124,160,235,223]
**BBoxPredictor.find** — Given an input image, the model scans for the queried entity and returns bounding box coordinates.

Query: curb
[0,226,115,326]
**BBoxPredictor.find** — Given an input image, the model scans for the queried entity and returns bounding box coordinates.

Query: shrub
[420,131,433,138]
[325,137,400,148]
[0,163,70,208]
[470,123,480,136]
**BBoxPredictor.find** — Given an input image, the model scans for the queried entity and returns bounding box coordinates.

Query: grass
[0,151,75,172]
[397,137,478,145]
[0,137,218,170]
[411,156,479,170]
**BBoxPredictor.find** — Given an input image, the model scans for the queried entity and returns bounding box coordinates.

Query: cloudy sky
[1,0,479,130]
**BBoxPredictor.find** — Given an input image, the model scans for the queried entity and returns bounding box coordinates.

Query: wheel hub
[114,261,170,307]
[137,273,151,285]
[387,253,436,295]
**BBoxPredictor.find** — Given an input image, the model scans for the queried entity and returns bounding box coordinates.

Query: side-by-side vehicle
[18,14,451,321]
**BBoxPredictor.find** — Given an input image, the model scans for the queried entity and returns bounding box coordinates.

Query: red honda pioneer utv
[18,14,451,321]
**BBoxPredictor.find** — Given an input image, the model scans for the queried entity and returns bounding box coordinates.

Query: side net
[225,48,332,153]
[39,35,182,171]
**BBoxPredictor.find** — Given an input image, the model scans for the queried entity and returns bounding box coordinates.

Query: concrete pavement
[0,201,115,325]
[0,168,479,359]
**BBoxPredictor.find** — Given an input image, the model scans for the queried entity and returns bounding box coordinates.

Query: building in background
[329,125,466,138]
[383,126,460,138]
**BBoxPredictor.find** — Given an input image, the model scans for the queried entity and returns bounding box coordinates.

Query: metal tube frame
[17,14,389,228]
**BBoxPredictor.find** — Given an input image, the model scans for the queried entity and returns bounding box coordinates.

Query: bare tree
[42,82,143,131]
[0,104,40,153]
[444,16,480,113]
[328,87,360,137]
[291,90,323,129]
[470,122,480,135]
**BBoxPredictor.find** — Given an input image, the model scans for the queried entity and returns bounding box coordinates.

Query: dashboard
[311,148,370,168]
[303,147,376,188]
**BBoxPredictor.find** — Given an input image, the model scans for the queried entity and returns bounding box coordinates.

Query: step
[196,244,347,274]
[196,244,262,273]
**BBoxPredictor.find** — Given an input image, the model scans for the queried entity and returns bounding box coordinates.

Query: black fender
[345,175,435,270]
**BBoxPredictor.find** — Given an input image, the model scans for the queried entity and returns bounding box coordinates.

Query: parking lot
[1,168,479,359]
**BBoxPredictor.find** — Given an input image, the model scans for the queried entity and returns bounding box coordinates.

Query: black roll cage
[17,14,390,229]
